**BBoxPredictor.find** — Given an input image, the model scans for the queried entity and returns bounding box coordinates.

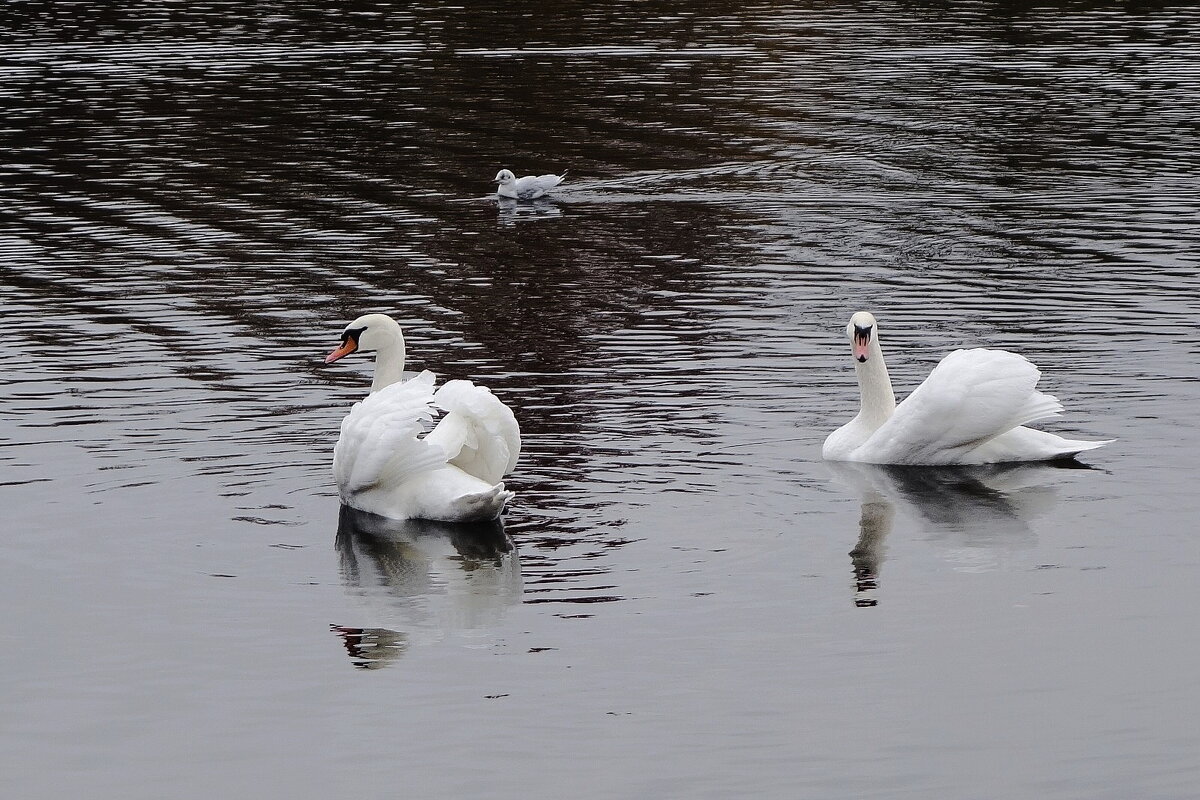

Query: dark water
[3,2,1199,797]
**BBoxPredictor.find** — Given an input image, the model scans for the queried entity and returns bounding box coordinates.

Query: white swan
[324,314,521,522]
[822,312,1111,465]
[494,168,565,200]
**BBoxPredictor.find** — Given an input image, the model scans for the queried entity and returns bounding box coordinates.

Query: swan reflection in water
[330,625,409,670]
[827,461,1089,607]
[333,504,522,669]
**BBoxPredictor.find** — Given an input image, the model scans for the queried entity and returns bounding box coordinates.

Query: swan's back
[333,371,448,496]
[859,348,1070,464]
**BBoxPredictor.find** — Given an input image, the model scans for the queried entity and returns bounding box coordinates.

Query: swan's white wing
[862,348,1063,464]
[513,173,564,199]
[425,379,521,485]
[333,371,449,496]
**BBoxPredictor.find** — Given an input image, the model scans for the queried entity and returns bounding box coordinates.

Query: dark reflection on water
[331,625,408,671]
[336,504,515,569]
[828,462,1090,607]
[849,486,894,608]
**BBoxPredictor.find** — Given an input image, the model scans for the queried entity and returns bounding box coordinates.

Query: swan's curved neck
[369,337,406,393]
[854,340,896,427]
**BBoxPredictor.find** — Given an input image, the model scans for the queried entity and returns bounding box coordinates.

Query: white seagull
[494,168,565,200]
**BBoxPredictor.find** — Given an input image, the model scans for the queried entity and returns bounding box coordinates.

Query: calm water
[3,2,1199,797]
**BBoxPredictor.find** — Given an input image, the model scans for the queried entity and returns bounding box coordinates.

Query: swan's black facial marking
[853,324,872,362]
[326,325,367,365]
[341,327,367,345]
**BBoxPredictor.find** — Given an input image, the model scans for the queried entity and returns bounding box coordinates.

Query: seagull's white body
[822,312,1111,466]
[494,168,565,200]
[326,314,520,522]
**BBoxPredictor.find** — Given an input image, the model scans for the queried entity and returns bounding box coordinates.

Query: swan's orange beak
[325,339,357,364]
[853,328,871,362]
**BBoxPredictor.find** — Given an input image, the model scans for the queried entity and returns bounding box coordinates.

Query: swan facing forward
[822,312,1110,465]
[325,314,521,522]
[494,168,565,200]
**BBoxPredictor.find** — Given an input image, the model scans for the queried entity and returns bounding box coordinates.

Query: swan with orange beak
[324,314,521,521]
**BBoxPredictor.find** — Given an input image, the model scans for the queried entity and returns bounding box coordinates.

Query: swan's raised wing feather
[864,349,1063,464]
[333,371,449,496]
[425,379,521,485]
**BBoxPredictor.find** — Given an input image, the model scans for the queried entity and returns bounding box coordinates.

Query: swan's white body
[494,168,565,200]
[327,314,520,522]
[823,312,1111,466]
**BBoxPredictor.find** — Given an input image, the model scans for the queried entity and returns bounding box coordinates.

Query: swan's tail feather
[1013,390,1064,428]
[1016,390,1111,460]
[443,483,514,522]
[1054,437,1114,458]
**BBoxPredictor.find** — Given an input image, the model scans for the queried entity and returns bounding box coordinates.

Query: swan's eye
[342,327,367,345]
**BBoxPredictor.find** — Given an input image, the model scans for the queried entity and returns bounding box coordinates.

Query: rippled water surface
[3,2,1200,798]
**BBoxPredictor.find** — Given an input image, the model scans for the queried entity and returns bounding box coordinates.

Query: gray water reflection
[495,196,564,226]
[334,505,521,665]
[829,462,1082,606]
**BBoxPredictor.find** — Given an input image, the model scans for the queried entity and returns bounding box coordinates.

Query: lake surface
[2,2,1199,797]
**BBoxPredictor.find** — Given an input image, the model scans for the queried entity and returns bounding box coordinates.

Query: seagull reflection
[333,505,523,668]
[827,461,1085,606]
[496,196,562,226]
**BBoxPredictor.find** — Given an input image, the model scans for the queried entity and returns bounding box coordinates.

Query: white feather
[868,349,1058,462]
[333,371,445,495]
[427,379,522,485]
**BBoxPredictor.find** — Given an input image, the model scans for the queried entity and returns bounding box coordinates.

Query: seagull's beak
[325,337,357,364]
[853,327,871,362]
